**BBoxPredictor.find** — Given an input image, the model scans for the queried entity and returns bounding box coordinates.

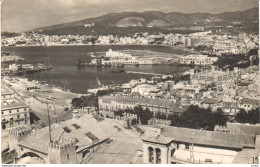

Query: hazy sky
[1,0,259,32]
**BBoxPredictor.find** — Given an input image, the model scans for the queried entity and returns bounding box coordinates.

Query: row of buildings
[98,65,259,118]
[1,83,30,130]
[6,112,259,164]
[2,31,258,56]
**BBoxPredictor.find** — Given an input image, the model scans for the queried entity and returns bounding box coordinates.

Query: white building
[180,55,218,65]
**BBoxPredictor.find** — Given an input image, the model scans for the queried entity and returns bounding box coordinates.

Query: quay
[125,71,163,76]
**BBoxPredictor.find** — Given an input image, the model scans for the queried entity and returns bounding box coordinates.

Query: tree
[212,109,228,127]
[138,108,153,125]
[169,105,228,131]
[247,108,260,124]
[235,109,248,124]
[71,94,98,109]
[235,108,260,124]
[113,106,153,125]
[155,112,167,119]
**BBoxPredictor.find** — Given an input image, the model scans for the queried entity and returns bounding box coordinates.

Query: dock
[125,71,163,76]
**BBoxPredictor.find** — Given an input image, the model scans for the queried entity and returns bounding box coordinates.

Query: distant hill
[31,7,259,35]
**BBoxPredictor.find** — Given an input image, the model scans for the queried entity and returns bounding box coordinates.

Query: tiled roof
[101,95,176,109]
[243,98,260,105]
[201,98,219,104]
[142,132,172,145]
[19,115,142,155]
[227,123,260,136]
[83,140,142,164]
[145,125,256,149]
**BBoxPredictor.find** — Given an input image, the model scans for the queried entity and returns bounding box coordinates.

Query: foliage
[71,94,98,109]
[168,105,228,131]
[213,53,249,69]
[235,108,259,124]
[155,112,167,119]
[194,45,213,53]
[113,106,153,125]
[96,88,122,96]
[1,32,19,38]
[234,109,248,123]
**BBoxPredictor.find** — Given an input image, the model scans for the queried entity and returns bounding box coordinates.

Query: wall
[143,141,170,164]
[2,107,30,130]
[171,144,237,164]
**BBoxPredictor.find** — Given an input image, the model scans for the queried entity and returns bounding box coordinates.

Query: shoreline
[2,43,198,54]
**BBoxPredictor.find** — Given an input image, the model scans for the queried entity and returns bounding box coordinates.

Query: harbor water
[2,45,194,93]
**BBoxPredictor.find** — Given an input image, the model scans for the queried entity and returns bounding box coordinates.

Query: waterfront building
[1,55,25,62]
[179,55,218,65]
[105,49,132,59]
[9,64,22,72]
[190,26,205,31]
[142,125,257,164]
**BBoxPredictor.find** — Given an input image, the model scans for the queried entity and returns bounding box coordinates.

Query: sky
[1,0,259,32]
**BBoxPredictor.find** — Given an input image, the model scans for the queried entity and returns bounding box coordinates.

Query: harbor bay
[2,45,192,93]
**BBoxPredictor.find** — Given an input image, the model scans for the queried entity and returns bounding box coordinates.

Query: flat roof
[1,84,14,96]
[1,98,28,111]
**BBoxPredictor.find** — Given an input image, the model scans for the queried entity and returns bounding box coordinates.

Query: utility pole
[190,130,194,163]
[47,102,52,143]
[54,105,57,124]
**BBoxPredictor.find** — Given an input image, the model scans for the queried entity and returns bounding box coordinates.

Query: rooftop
[101,95,176,108]
[19,115,142,157]
[142,125,256,149]
[1,84,14,96]
[1,98,28,111]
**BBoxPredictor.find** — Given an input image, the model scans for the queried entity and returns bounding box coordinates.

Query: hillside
[31,7,259,35]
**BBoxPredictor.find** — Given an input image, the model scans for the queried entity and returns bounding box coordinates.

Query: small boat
[90,53,96,58]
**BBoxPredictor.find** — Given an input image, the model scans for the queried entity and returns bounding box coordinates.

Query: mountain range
[32,7,259,35]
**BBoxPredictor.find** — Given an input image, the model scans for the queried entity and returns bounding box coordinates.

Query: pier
[125,71,163,76]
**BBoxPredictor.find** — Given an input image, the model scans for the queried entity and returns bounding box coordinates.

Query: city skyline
[1,0,259,32]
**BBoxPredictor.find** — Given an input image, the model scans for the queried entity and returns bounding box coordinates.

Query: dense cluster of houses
[99,65,259,119]
[2,31,258,56]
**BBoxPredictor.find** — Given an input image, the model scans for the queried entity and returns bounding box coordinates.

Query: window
[185,144,189,149]
[148,147,154,163]
[62,126,71,133]
[155,148,161,164]
[9,111,11,114]
[17,109,19,112]
[72,124,80,129]
[24,108,27,111]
